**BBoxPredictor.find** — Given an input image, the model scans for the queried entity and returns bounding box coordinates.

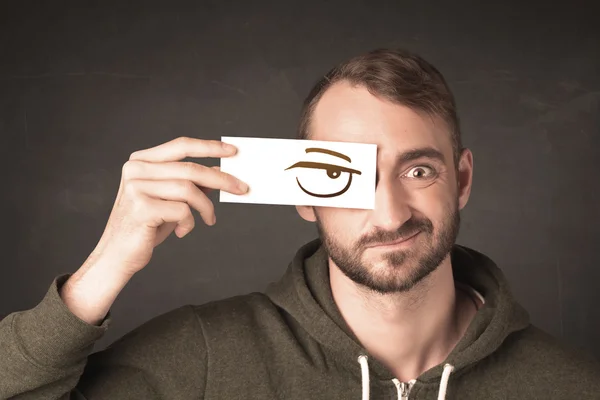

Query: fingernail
[223,143,237,153]
[211,215,217,225]
[238,181,249,192]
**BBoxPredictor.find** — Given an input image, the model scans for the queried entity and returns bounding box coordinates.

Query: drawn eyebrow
[305,147,351,162]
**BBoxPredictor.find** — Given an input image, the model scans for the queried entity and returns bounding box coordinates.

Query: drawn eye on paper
[284,147,362,198]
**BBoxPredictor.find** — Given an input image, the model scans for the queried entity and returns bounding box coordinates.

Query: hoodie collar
[265,239,530,383]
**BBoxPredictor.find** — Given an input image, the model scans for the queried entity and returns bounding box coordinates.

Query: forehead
[309,81,453,161]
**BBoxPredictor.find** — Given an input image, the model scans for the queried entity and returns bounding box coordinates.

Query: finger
[199,167,222,196]
[201,166,220,195]
[129,137,237,163]
[143,199,196,233]
[122,160,248,194]
[130,179,216,225]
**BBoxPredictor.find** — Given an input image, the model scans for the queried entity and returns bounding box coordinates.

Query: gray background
[1,0,599,357]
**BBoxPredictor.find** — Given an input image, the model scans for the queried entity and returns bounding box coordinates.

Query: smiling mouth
[366,231,421,248]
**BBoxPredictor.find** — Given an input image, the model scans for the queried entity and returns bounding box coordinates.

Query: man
[1,49,599,400]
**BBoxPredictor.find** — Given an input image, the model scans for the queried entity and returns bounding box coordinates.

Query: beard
[315,202,460,294]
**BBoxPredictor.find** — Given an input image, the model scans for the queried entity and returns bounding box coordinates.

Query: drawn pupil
[327,168,342,179]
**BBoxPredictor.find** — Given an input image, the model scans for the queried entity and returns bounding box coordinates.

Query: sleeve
[0,275,208,400]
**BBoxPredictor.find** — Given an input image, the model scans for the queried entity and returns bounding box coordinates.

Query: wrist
[61,258,133,325]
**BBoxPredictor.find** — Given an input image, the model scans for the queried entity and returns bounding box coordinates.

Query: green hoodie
[2,239,599,399]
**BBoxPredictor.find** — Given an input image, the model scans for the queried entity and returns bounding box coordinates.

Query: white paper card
[219,136,376,209]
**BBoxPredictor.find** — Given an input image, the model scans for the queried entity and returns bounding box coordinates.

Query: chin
[360,254,435,293]
[371,259,416,279]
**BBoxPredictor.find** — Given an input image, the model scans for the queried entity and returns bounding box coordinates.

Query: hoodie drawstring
[437,363,455,400]
[357,355,455,400]
[358,355,370,400]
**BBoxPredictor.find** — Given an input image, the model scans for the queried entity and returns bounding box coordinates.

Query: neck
[329,255,477,382]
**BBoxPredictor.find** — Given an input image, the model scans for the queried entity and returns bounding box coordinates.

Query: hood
[265,239,530,391]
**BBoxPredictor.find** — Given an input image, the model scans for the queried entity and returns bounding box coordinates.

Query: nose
[370,177,411,231]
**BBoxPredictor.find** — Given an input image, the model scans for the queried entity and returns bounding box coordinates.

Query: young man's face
[296,81,473,294]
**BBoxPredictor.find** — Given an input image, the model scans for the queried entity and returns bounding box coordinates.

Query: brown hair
[297,48,463,167]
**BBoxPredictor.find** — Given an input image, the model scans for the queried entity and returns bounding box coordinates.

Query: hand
[88,136,248,277]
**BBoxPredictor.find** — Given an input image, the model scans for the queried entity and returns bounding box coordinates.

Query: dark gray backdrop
[1,0,599,358]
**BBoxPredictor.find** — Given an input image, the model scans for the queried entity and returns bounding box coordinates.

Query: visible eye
[285,161,362,198]
[404,165,436,179]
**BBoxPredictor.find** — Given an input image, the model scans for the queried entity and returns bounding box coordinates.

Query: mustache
[358,218,433,247]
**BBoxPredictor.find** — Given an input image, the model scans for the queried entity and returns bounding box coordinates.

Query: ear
[295,205,317,222]
[457,148,474,210]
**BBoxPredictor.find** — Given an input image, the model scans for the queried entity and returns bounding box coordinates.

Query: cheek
[408,184,455,222]
[318,209,364,239]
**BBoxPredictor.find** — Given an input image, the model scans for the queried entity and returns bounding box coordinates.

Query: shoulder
[93,304,205,359]
[497,325,600,392]
[192,292,277,321]
[190,292,281,335]
[87,294,278,371]
[189,293,291,373]
[508,325,599,367]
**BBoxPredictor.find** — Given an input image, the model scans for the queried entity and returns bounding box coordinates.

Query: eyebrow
[305,147,351,162]
[395,147,446,166]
